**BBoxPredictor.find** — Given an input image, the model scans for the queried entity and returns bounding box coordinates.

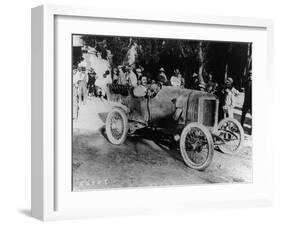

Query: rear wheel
[216,117,244,154]
[180,123,214,170]
[106,108,128,145]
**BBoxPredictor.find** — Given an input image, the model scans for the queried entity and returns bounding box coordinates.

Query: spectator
[206,73,216,93]
[157,67,168,85]
[135,68,143,82]
[241,71,252,128]
[95,70,112,100]
[126,65,138,87]
[117,65,127,85]
[170,69,185,88]
[74,67,88,105]
[87,68,96,97]
[222,86,235,118]
[191,73,199,90]
[73,70,79,119]
[112,67,118,84]
[226,77,240,96]
[222,77,238,118]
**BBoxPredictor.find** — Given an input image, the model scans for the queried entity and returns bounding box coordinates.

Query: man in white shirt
[74,67,88,105]
[95,70,112,99]
[170,69,184,88]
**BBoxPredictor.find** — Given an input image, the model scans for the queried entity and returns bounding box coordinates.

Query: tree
[74,35,251,88]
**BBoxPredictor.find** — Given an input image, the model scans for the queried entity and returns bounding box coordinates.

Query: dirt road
[72,98,252,191]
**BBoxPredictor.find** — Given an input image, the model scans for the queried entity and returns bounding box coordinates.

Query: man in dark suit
[241,71,252,129]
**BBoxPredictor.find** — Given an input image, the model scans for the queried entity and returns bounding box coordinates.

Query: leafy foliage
[73,35,251,89]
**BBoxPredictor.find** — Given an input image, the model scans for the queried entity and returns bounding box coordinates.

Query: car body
[105,83,244,170]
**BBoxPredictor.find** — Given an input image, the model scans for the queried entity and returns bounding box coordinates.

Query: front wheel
[216,117,244,154]
[180,123,214,170]
[106,108,129,145]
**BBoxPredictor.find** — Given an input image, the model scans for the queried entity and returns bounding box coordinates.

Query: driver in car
[133,75,148,97]
[133,75,161,98]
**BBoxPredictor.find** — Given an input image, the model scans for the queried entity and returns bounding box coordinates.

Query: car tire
[216,117,244,154]
[106,108,129,145]
[180,122,214,170]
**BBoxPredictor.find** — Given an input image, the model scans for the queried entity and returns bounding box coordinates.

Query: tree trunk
[224,44,233,81]
[224,63,228,80]
[198,41,204,83]
[244,43,252,77]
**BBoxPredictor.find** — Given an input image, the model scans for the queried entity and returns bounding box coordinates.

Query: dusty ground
[72,95,252,191]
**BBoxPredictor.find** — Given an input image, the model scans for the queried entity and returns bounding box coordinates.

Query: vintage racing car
[105,83,244,170]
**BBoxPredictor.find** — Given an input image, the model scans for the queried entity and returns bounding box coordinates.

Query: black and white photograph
[72,34,252,191]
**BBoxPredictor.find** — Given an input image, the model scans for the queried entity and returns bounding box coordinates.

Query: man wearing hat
[226,77,240,96]
[222,76,239,118]
[157,67,168,85]
[135,68,143,81]
[191,73,199,90]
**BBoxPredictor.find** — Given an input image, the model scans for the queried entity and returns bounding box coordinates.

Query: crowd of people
[72,65,190,105]
[72,63,252,130]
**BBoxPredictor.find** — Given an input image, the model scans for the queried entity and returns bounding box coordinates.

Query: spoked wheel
[216,117,244,154]
[105,108,129,145]
[180,123,214,171]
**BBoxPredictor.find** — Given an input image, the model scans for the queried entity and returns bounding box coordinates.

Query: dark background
[73,35,252,89]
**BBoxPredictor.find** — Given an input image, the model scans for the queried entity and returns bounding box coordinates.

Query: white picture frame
[31,4,274,221]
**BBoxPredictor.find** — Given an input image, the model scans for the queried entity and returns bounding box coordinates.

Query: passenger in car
[133,75,148,97]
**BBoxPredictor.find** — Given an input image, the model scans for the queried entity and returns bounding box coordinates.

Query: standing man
[112,67,118,84]
[117,65,127,85]
[95,70,112,100]
[222,77,239,118]
[74,67,88,105]
[87,68,96,97]
[191,73,202,90]
[222,86,235,118]
[135,68,143,83]
[126,65,138,87]
[170,69,185,88]
[241,71,252,128]
[206,73,216,93]
[73,67,79,119]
